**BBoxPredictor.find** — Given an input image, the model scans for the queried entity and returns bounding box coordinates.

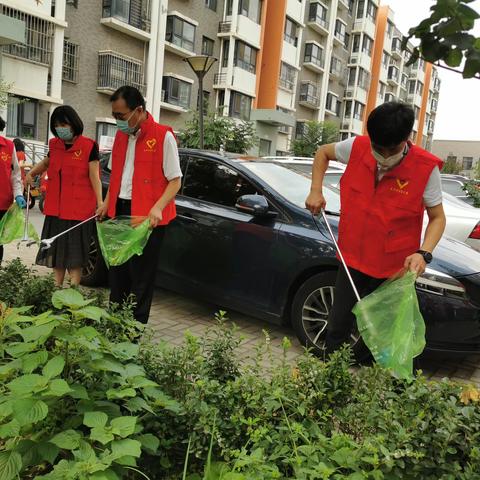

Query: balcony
[299,92,319,109]
[391,38,402,59]
[308,14,329,35]
[333,31,346,47]
[303,54,325,73]
[97,50,145,95]
[330,59,346,82]
[387,68,400,86]
[213,72,227,86]
[279,77,295,91]
[101,0,151,41]
[338,0,350,10]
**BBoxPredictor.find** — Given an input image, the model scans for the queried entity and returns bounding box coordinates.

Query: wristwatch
[416,250,433,264]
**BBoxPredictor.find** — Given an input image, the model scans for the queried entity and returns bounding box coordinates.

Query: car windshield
[243,162,341,213]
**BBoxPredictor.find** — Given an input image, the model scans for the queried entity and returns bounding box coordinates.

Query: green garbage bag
[96,216,152,268]
[353,271,426,380]
[0,203,39,245]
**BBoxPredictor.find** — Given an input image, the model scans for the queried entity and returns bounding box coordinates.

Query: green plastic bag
[96,216,152,268]
[353,271,426,380]
[0,203,39,245]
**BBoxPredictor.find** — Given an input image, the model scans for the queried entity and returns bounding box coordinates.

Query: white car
[275,159,480,251]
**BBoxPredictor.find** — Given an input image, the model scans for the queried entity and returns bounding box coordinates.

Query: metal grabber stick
[17,184,33,249]
[312,210,361,303]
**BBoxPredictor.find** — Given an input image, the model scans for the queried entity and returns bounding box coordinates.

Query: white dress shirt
[119,130,182,200]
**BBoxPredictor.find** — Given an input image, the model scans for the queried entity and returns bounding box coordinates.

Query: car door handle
[178,213,198,224]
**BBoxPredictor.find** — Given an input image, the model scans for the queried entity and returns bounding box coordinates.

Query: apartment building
[432,140,480,179]
[0,0,66,146]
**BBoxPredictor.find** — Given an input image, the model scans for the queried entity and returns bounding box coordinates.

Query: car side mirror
[236,195,276,218]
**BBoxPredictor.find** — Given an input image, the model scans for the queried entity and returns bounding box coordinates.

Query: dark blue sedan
[84,150,480,355]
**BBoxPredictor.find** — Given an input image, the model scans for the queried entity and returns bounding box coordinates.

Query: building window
[344,100,352,118]
[6,96,38,140]
[408,80,416,95]
[348,0,355,14]
[308,2,328,28]
[284,18,299,46]
[229,91,252,120]
[416,81,424,95]
[162,76,192,109]
[330,56,344,76]
[352,34,361,53]
[356,0,365,18]
[259,139,272,156]
[299,82,318,104]
[401,73,408,89]
[386,21,394,38]
[238,0,262,23]
[353,101,365,120]
[205,0,217,11]
[96,122,117,143]
[362,35,373,56]
[463,157,473,170]
[166,15,196,52]
[102,0,152,31]
[304,42,323,67]
[295,121,305,139]
[414,106,420,120]
[234,40,257,73]
[63,40,79,83]
[279,62,296,91]
[202,36,214,56]
[347,67,356,87]
[326,93,341,116]
[357,68,370,90]
[222,39,230,67]
[97,51,145,93]
[382,51,390,68]
[335,20,347,44]
[367,0,377,21]
[226,0,233,15]
[0,5,54,66]
[378,82,386,98]
[388,65,399,82]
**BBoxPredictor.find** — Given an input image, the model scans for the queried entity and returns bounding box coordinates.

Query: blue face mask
[55,126,74,141]
[116,109,138,135]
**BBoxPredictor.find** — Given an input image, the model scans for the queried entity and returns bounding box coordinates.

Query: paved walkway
[4,241,480,385]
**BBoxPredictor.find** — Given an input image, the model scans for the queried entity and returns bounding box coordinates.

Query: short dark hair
[110,86,146,110]
[367,102,414,147]
[50,105,84,137]
[0,116,5,132]
[13,138,25,152]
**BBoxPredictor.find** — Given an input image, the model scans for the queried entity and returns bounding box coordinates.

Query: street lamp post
[184,55,217,149]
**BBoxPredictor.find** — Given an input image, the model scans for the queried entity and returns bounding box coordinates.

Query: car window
[442,180,466,197]
[183,157,257,207]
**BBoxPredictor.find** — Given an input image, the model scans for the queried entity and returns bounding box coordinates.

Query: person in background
[97,86,182,324]
[25,106,103,286]
[0,117,26,263]
[13,138,27,167]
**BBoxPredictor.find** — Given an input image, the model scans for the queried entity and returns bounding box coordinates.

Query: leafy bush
[464,181,480,207]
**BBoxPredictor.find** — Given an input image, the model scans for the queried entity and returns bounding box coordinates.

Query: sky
[383,0,480,141]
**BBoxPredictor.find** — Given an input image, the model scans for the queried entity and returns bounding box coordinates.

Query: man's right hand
[24,173,34,188]
[96,202,108,219]
[305,190,326,215]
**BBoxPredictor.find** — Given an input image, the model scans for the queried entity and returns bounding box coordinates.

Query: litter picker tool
[17,184,34,249]
[40,214,98,251]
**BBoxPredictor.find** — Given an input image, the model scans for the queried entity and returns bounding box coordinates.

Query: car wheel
[81,233,108,287]
[291,271,370,361]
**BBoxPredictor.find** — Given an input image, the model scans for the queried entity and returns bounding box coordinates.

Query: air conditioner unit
[345,91,353,98]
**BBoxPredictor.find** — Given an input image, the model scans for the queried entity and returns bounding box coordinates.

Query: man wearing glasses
[305,102,446,356]
[98,86,182,324]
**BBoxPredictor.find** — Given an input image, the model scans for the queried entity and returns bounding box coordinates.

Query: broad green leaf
[20,321,57,343]
[112,455,137,466]
[122,363,145,378]
[52,288,91,309]
[5,342,36,358]
[90,359,125,374]
[446,48,463,67]
[75,306,106,321]
[106,388,136,400]
[47,379,72,397]
[143,388,182,413]
[12,399,48,426]
[77,325,101,340]
[111,342,139,360]
[125,397,154,414]
[129,376,158,389]
[84,411,108,429]
[69,384,90,400]
[90,427,115,445]
[74,440,96,462]
[110,439,142,459]
[0,450,22,480]
[475,38,480,50]
[0,359,22,377]
[50,429,82,450]
[137,434,160,453]
[0,420,20,439]
[21,351,48,374]
[42,355,65,379]
[110,416,137,438]
[90,470,120,480]
[37,442,60,464]
[8,374,47,395]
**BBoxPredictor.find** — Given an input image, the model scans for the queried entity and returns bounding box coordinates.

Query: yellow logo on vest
[390,178,409,195]
[145,138,157,152]
[73,149,82,158]
[0,152,11,163]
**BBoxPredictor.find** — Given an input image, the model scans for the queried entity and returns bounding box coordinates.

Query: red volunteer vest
[107,113,176,225]
[338,136,443,279]
[43,136,97,221]
[0,136,14,211]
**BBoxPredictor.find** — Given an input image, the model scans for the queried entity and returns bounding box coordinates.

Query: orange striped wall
[254,0,287,109]
[363,5,389,133]
[416,62,432,146]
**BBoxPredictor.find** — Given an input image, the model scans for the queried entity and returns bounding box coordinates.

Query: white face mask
[371,144,406,169]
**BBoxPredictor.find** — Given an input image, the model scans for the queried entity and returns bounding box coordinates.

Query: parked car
[84,150,480,356]
[441,174,476,206]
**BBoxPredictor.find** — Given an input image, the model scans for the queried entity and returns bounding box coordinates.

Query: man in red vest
[306,102,446,355]
[0,116,27,263]
[97,86,182,324]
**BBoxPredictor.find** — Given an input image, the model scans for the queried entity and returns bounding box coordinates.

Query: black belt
[117,198,131,205]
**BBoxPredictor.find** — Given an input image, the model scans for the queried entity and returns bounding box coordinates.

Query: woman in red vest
[26,106,103,286]
[0,117,26,263]
[306,102,446,358]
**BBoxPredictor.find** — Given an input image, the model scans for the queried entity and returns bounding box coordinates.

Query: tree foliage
[290,120,339,157]
[404,0,480,79]
[441,158,463,174]
[178,110,258,154]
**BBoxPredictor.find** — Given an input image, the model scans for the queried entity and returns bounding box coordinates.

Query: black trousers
[0,210,5,264]
[325,265,386,354]
[109,199,165,324]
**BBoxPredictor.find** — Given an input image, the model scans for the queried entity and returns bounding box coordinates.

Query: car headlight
[416,267,466,299]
